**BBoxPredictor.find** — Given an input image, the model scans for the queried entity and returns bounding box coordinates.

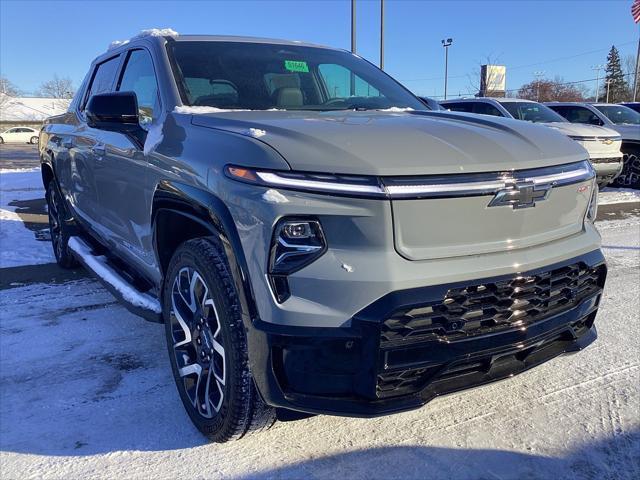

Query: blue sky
[1,0,638,98]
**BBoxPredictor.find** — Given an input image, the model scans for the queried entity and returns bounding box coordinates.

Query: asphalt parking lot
[1,143,639,479]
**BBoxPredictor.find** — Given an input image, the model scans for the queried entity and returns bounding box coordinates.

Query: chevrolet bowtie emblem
[601,138,614,145]
[488,181,551,209]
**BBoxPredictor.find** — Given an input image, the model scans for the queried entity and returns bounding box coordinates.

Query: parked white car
[545,102,640,189]
[0,127,40,144]
[440,98,623,187]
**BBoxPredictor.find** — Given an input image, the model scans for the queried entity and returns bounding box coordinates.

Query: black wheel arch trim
[151,181,260,325]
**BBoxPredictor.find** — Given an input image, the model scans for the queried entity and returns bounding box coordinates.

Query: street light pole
[605,79,612,103]
[379,0,384,70]
[533,71,545,101]
[351,0,356,53]
[442,38,453,100]
[592,65,604,101]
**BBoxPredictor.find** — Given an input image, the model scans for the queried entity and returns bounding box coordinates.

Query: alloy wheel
[47,187,64,260]
[169,267,226,418]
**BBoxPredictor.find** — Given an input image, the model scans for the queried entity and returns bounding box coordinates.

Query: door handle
[92,144,106,156]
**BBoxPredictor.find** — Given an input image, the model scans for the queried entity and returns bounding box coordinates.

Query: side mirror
[86,91,140,131]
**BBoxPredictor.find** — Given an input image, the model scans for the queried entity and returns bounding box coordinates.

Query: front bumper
[591,156,623,183]
[248,250,606,417]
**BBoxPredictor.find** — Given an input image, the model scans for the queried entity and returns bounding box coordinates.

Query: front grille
[380,263,604,346]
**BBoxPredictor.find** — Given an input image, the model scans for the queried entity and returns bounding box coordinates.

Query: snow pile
[108,28,178,50]
[599,187,640,205]
[262,189,289,203]
[174,106,283,114]
[248,128,267,138]
[68,237,161,313]
[378,107,414,112]
[174,106,251,114]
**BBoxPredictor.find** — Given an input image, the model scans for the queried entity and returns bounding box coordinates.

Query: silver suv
[40,33,607,442]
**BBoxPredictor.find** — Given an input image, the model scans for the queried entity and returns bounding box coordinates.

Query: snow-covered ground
[599,187,640,206]
[0,168,54,268]
[0,158,639,479]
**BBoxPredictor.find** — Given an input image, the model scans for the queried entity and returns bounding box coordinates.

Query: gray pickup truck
[40,32,607,442]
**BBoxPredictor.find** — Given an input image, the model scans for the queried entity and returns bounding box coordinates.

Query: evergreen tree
[600,46,629,102]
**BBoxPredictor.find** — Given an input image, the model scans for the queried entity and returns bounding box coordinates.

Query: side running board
[68,237,163,323]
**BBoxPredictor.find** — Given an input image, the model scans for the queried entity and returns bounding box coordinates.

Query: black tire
[0,137,4,144]
[163,238,276,442]
[30,136,38,145]
[611,146,640,190]
[45,179,79,269]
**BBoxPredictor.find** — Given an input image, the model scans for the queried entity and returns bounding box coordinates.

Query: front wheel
[46,179,78,268]
[163,238,275,442]
[612,147,640,190]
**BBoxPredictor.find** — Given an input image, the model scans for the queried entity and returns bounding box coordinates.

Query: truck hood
[187,110,586,175]
[540,122,620,139]
[608,124,640,142]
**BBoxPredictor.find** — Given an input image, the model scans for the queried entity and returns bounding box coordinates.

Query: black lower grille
[381,263,605,346]
[591,157,622,164]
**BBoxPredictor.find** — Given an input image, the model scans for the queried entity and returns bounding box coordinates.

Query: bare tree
[37,75,75,99]
[518,76,587,103]
[0,76,20,110]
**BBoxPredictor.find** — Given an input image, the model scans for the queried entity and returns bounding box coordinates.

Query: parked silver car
[40,32,606,442]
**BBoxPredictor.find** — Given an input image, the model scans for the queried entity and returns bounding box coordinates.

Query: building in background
[0,94,70,129]
[480,65,507,97]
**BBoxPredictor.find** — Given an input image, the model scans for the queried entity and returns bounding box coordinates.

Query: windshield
[167,41,426,111]
[500,101,567,123]
[594,105,640,125]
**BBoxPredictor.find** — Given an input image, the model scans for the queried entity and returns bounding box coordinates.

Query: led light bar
[225,161,593,199]
[256,172,385,195]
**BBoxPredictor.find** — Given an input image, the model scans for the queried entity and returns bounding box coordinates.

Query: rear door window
[473,102,503,117]
[443,102,474,113]
[83,56,121,110]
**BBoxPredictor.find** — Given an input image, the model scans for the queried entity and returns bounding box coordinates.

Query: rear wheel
[46,179,78,268]
[30,136,38,145]
[163,238,275,442]
[612,146,640,189]
[0,137,4,144]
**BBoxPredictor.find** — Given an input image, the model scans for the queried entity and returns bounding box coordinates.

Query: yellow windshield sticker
[284,60,309,73]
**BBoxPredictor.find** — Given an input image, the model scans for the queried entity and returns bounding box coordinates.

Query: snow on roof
[0,95,71,122]
[108,28,179,50]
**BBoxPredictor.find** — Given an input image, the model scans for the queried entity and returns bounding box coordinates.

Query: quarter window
[117,49,160,124]
[83,56,121,110]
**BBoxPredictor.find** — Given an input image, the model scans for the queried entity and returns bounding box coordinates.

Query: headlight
[268,217,327,303]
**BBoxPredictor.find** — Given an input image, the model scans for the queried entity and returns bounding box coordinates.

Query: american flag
[633,0,640,23]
